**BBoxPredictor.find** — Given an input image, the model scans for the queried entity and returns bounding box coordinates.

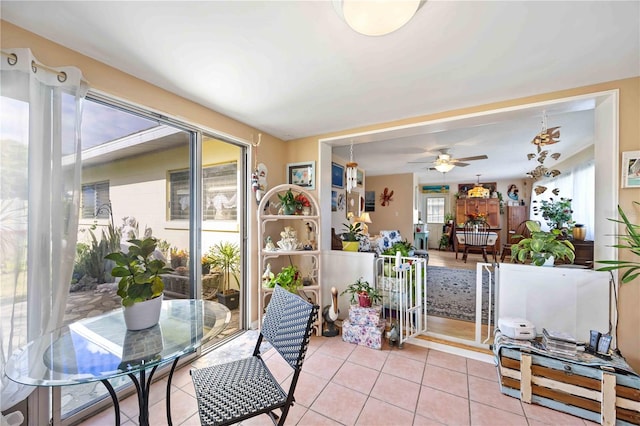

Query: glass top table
[5,299,230,426]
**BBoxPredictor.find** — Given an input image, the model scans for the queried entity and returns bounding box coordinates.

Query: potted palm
[106,237,173,330]
[341,221,363,252]
[511,220,575,266]
[340,277,382,307]
[208,241,241,309]
[597,202,640,284]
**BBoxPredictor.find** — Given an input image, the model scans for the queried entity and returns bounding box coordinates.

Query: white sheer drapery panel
[0,48,87,410]
[529,161,595,240]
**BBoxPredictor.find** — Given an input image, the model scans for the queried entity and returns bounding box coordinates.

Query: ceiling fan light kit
[334,0,423,36]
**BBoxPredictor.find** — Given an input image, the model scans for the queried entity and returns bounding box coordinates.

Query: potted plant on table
[340,277,382,308]
[532,196,575,236]
[208,241,241,309]
[341,221,363,252]
[106,237,173,330]
[510,220,575,266]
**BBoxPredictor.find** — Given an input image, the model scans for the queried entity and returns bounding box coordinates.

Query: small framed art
[287,161,315,189]
[331,162,344,188]
[621,150,640,188]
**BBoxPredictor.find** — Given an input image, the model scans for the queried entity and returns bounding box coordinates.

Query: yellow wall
[366,174,414,239]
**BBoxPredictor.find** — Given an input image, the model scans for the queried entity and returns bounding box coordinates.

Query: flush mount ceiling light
[333,0,424,36]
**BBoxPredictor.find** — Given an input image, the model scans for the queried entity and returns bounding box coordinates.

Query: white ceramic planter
[543,255,555,267]
[123,294,163,330]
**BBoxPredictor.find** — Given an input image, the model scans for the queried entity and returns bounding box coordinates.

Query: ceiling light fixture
[434,163,455,173]
[333,0,424,36]
[468,174,490,198]
[346,141,358,193]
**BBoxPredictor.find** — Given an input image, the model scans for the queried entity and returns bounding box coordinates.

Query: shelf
[260,214,319,220]
[260,284,321,293]
[261,249,320,257]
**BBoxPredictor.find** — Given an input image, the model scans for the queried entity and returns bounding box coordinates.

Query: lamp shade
[356,212,372,223]
[434,163,455,173]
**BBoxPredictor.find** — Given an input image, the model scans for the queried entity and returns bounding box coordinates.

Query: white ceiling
[2,1,638,182]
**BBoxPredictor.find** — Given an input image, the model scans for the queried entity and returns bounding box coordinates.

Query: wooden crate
[498,347,640,425]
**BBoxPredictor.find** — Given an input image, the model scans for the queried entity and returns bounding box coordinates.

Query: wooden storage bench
[494,334,640,425]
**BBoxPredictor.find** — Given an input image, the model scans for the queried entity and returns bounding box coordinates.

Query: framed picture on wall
[287,161,315,189]
[621,150,640,188]
[331,190,338,212]
[356,169,365,188]
[364,190,375,212]
[331,162,344,188]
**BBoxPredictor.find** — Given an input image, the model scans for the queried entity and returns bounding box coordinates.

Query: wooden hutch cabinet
[456,198,501,228]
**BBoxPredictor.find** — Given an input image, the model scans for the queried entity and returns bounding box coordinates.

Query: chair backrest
[463,221,490,246]
[261,285,318,369]
[509,220,531,244]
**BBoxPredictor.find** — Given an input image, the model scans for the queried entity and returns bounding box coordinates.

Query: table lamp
[355,212,372,234]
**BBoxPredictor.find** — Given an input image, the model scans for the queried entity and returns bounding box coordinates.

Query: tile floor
[79,336,597,426]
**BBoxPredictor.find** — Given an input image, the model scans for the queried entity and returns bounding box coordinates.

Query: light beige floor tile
[466,358,498,381]
[302,351,344,380]
[298,409,344,425]
[521,402,587,425]
[347,344,390,371]
[422,364,469,398]
[310,382,367,425]
[393,342,429,362]
[316,336,357,359]
[370,372,421,412]
[426,350,468,373]
[381,352,426,383]
[470,401,528,426]
[468,375,523,415]
[333,360,380,394]
[416,385,470,426]
[355,396,414,426]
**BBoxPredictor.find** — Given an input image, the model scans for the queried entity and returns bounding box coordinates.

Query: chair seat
[191,356,287,426]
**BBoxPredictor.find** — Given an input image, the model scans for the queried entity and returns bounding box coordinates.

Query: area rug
[426,266,495,323]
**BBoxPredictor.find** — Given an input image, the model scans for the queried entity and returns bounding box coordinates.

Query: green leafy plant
[340,277,382,306]
[511,220,575,266]
[268,264,302,293]
[597,202,640,284]
[532,197,575,230]
[342,221,363,242]
[76,224,121,284]
[207,241,240,293]
[106,237,173,307]
[382,239,414,256]
[278,189,296,214]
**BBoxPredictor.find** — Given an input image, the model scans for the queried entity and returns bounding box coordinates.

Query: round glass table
[5,299,230,426]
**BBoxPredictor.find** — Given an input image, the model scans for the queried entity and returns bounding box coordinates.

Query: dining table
[4,299,231,426]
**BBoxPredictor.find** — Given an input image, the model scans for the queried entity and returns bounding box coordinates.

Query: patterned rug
[426,266,495,323]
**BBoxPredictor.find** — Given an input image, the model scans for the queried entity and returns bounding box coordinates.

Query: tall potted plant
[106,237,173,330]
[597,202,640,283]
[208,241,241,309]
[511,220,575,266]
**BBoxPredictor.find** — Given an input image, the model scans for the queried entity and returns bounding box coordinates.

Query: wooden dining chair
[190,285,318,426]
[462,221,491,263]
[501,220,530,262]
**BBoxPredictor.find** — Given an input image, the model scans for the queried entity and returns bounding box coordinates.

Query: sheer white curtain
[0,48,87,410]
[529,160,595,240]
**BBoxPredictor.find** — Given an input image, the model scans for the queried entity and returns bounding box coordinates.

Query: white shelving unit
[257,184,322,335]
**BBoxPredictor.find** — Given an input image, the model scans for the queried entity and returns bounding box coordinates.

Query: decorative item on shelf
[340,277,382,308]
[105,237,173,330]
[250,134,268,204]
[277,226,300,251]
[264,236,276,251]
[572,224,586,241]
[277,189,297,215]
[532,196,575,232]
[345,141,358,193]
[510,220,575,266]
[341,221,363,251]
[597,201,640,284]
[467,212,487,224]
[265,264,301,293]
[294,193,311,215]
[262,263,274,288]
[208,241,240,310]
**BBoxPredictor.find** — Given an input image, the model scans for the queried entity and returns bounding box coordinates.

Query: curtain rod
[2,50,69,83]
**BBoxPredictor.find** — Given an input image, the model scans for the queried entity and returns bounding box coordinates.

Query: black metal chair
[462,221,491,263]
[190,285,318,426]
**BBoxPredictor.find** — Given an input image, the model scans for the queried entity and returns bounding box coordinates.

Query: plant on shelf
[341,221,363,252]
[532,196,575,231]
[510,220,575,266]
[597,202,640,284]
[208,241,241,309]
[340,277,382,308]
[278,189,297,215]
[266,264,302,293]
[294,193,311,215]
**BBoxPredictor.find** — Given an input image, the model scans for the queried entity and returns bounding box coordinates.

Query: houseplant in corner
[597,202,640,284]
[106,237,173,330]
[511,220,575,266]
[341,221,363,252]
[208,241,241,309]
[340,277,382,307]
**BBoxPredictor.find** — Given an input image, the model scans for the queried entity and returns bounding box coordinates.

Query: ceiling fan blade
[454,162,470,167]
[454,155,488,162]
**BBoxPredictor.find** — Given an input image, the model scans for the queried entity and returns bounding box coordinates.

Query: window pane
[169,170,190,220]
[426,197,445,223]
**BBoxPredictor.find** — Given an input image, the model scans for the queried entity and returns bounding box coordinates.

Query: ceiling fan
[409,149,488,172]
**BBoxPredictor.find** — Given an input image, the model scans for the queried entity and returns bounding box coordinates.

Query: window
[426,197,445,223]
[169,161,238,221]
[81,181,110,219]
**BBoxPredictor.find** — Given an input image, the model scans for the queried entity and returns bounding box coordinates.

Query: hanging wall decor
[380,187,394,206]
